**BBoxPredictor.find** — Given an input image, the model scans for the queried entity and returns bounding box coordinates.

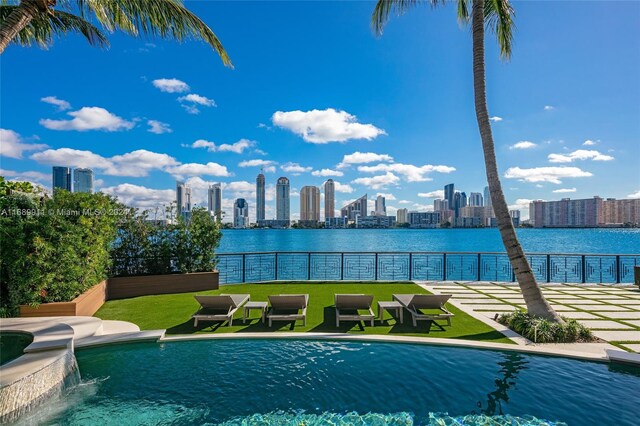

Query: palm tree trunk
[0,1,41,54]
[471,0,562,322]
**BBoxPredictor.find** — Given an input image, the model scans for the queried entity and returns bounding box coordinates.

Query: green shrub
[110,205,221,276]
[497,310,595,343]
[0,187,122,316]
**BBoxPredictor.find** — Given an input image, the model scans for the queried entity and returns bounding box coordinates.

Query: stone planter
[19,281,107,317]
[106,271,219,300]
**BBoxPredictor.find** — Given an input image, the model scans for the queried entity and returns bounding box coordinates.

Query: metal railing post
[308,252,311,280]
[443,253,447,281]
[546,254,551,283]
[242,254,246,283]
[477,253,482,281]
[375,253,378,281]
[581,255,586,283]
[274,253,278,280]
[341,253,344,280]
[409,253,413,281]
[616,255,621,283]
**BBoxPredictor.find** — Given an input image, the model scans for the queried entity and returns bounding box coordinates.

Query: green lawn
[95,282,512,343]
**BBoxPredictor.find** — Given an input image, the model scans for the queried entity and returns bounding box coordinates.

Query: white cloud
[311,168,344,177]
[181,104,200,115]
[489,116,503,122]
[166,162,231,178]
[41,96,71,111]
[218,139,254,154]
[504,166,593,184]
[544,105,555,111]
[238,159,277,169]
[40,107,134,131]
[101,183,175,208]
[352,172,400,190]
[548,149,614,163]
[178,93,216,106]
[582,140,597,146]
[552,188,577,193]
[337,152,394,169]
[333,181,354,193]
[0,129,48,159]
[31,148,112,171]
[398,200,411,204]
[109,150,179,176]
[152,78,190,93]
[411,203,434,212]
[0,168,49,184]
[418,190,445,198]
[31,148,179,177]
[357,163,455,182]
[509,141,537,150]
[508,199,535,219]
[147,120,172,134]
[272,108,386,143]
[628,190,640,198]
[376,192,396,200]
[281,162,312,174]
[185,139,255,154]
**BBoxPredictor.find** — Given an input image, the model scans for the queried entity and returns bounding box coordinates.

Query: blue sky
[1,1,639,221]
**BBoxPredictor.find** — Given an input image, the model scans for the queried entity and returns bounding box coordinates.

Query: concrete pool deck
[421,281,640,353]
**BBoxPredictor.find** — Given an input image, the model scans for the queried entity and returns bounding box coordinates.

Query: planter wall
[19,281,107,318]
[107,271,219,300]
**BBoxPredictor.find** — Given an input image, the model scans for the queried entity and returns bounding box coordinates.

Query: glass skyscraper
[256,173,265,222]
[52,167,71,192]
[276,177,290,223]
[73,168,94,193]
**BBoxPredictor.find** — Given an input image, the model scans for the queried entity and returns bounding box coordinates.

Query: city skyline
[1,2,639,222]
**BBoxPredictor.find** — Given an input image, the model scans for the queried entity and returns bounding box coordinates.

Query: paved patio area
[426,282,640,352]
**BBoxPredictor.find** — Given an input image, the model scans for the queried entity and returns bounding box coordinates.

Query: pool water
[0,332,32,366]
[18,340,640,425]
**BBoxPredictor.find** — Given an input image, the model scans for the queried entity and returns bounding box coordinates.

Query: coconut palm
[0,0,231,67]
[373,0,562,321]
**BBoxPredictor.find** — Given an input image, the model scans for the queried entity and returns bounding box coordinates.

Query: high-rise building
[602,198,640,225]
[52,166,71,192]
[509,210,521,227]
[300,186,320,222]
[529,197,603,228]
[434,199,449,211]
[453,191,467,218]
[341,195,367,221]
[396,208,408,224]
[444,183,455,208]
[208,184,222,221]
[324,179,335,219]
[484,186,492,208]
[469,192,483,207]
[374,195,386,216]
[276,177,290,224]
[233,198,249,228]
[256,173,265,222]
[73,168,93,193]
[176,181,192,215]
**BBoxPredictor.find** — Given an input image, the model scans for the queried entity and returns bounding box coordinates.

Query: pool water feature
[18,340,640,425]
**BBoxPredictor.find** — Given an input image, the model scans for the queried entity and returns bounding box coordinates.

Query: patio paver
[572,305,629,311]
[577,320,633,330]
[597,311,640,319]
[621,344,640,353]
[591,330,640,341]
[558,311,600,319]
[621,320,640,328]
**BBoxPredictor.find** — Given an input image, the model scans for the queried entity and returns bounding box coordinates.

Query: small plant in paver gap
[497,310,595,343]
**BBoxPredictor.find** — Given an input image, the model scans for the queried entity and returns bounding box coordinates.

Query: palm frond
[0,5,108,49]
[457,0,470,24]
[75,0,232,67]
[371,0,443,35]
[484,0,515,59]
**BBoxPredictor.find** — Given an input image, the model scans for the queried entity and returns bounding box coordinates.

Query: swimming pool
[0,332,32,366]
[17,339,640,425]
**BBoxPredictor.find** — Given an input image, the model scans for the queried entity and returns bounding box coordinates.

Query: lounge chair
[335,294,375,327]
[267,294,309,327]
[192,294,250,327]
[392,294,454,329]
